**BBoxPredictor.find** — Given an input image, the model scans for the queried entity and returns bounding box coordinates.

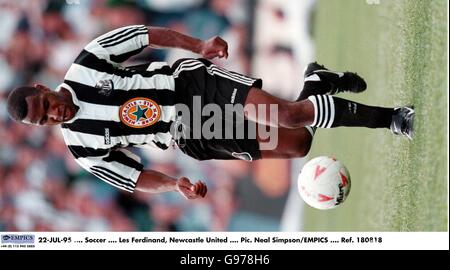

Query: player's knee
[302,135,313,157]
[279,103,301,128]
[293,130,313,158]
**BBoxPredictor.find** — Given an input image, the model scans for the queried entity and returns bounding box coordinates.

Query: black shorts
[171,58,263,161]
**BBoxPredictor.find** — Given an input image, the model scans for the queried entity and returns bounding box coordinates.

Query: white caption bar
[0,232,448,250]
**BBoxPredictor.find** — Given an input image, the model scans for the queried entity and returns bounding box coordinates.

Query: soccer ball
[297,156,351,210]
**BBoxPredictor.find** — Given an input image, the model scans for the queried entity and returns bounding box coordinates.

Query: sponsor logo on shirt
[95,79,114,96]
[119,97,161,128]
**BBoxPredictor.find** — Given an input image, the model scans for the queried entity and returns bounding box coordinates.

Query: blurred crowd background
[0,0,315,231]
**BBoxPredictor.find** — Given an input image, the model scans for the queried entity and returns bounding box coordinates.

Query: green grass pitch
[303,0,448,231]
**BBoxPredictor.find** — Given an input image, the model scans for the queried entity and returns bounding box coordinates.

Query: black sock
[308,95,394,129]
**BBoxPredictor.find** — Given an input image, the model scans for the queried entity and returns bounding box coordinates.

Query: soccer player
[6,25,414,200]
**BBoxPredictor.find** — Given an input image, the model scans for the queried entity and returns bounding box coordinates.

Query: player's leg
[257,126,314,159]
[244,88,414,139]
[244,88,315,128]
[243,62,368,129]
[294,62,413,139]
[291,62,368,135]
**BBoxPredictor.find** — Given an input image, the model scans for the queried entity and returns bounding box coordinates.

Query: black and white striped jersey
[59,25,176,192]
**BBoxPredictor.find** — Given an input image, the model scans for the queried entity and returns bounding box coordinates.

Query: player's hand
[200,36,228,60]
[176,177,207,200]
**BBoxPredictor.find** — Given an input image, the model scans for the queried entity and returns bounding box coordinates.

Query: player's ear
[33,83,51,92]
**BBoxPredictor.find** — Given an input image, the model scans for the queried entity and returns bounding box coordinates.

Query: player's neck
[60,87,80,114]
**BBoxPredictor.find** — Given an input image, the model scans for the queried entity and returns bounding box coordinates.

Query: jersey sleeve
[71,147,144,193]
[83,25,149,64]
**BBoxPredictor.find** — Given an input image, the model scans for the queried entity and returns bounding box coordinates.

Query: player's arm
[82,25,150,64]
[71,148,206,199]
[135,170,207,200]
[83,25,228,65]
[147,26,228,59]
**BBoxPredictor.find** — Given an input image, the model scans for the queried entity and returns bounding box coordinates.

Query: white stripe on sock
[325,95,335,128]
[318,95,324,127]
[308,96,318,127]
[305,126,315,137]
[321,95,329,128]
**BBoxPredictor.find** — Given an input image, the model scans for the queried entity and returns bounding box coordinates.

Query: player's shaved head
[6,86,40,122]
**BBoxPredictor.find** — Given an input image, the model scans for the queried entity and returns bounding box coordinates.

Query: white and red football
[297,156,351,210]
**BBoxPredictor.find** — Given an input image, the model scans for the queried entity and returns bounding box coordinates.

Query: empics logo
[1,234,35,244]
[119,97,161,128]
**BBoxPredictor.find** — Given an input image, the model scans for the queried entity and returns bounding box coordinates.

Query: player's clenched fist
[176,177,208,199]
[200,36,229,60]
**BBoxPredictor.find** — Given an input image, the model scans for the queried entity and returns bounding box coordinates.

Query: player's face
[23,85,77,126]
